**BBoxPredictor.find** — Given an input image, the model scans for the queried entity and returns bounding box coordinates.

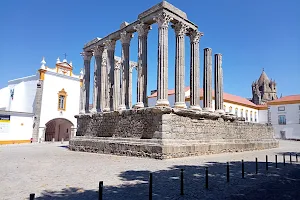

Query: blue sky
[0,0,299,104]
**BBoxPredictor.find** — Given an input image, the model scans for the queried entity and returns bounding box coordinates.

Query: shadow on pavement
[35,152,300,200]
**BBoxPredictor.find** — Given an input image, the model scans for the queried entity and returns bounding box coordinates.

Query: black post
[275,155,278,168]
[149,173,153,200]
[180,169,184,195]
[266,155,268,171]
[242,160,244,179]
[290,153,292,163]
[29,194,35,200]
[227,162,230,182]
[283,154,286,166]
[297,154,298,162]
[99,181,103,200]
[205,167,208,189]
[255,157,258,174]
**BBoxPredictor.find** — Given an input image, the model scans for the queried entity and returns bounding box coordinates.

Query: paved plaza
[1,140,300,200]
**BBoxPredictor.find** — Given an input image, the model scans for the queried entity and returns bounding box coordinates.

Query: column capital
[114,60,121,70]
[93,46,105,57]
[129,64,136,73]
[81,51,93,61]
[120,31,133,45]
[154,11,173,29]
[104,39,116,51]
[172,22,188,37]
[101,49,107,66]
[134,23,151,37]
[189,30,204,44]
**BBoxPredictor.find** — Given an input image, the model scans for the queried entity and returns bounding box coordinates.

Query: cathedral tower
[251,69,278,105]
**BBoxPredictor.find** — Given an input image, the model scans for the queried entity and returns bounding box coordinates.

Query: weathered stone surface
[71,107,278,159]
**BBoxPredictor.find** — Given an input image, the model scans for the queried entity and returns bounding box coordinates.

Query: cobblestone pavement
[1,140,300,200]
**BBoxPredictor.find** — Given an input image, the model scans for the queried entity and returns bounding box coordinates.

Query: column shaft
[101,50,109,111]
[128,65,135,109]
[114,60,121,110]
[82,51,92,113]
[203,48,213,111]
[91,46,104,113]
[214,53,224,113]
[173,22,187,108]
[134,23,150,108]
[155,12,172,107]
[104,40,116,111]
[189,30,203,110]
[120,31,132,110]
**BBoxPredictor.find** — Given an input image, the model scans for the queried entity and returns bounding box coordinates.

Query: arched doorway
[45,118,74,142]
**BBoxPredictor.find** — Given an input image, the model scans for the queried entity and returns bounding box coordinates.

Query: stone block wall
[71,107,278,159]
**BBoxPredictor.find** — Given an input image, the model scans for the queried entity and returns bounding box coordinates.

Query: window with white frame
[240,109,244,118]
[278,106,285,111]
[235,108,238,116]
[245,110,248,121]
[250,111,253,122]
[278,115,286,125]
[255,112,257,122]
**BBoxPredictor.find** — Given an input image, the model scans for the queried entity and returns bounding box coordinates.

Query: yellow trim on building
[58,88,67,111]
[0,140,31,145]
[38,69,47,80]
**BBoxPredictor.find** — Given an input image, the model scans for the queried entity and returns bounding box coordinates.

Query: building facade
[0,57,82,144]
[148,70,300,140]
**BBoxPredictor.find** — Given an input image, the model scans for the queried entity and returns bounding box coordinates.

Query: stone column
[189,30,203,110]
[91,46,104,113]
[119,31,133,110]
[172,22,187,108]
[101,49,109,111]
[129,64,135,108]
[114,60,121,110]
[82,51,93,113]
[214,53,225,113]
[154,12,172,107]
[104,40,116,111]
[134,23,151,108]
[203,48,213,112]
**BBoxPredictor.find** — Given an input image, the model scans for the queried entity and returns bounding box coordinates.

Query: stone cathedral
[251,69,278,105]
[69,1,278,159]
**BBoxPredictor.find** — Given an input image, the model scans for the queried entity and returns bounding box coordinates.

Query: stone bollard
[61,138,64,144]
[52,138,55,143]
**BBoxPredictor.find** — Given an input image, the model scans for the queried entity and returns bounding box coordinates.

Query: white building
[148,87,264,123]
[0,57,82,144]
[148,89,300,140]
[268,95,300,140]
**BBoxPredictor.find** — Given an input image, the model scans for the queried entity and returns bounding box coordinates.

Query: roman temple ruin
[69,1,278,159]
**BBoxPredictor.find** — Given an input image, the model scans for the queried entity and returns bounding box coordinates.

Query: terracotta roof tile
[148,87,257,108]
[268,94,300,104]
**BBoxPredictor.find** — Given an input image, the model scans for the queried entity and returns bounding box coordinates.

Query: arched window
[254,112,257,122]
[224,105,226,112]
[229,106,232,113]
[58,88,67,111]
[240,109,244,118]
[235,108,238,116]
[250,111,253,122]
[245,110,248,121]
